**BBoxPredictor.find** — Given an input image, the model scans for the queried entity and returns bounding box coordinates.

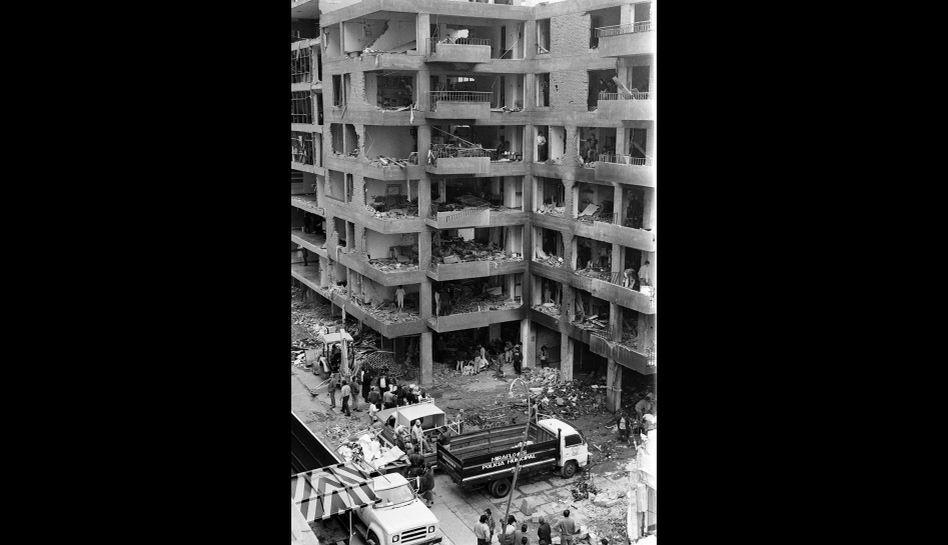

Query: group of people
[616,392,656,446]
[475,509,588,545]
[454,341,523,376]
[325,365,430,419]
[388,417,453,457]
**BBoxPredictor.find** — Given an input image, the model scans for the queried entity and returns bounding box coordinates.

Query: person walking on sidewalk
[553,510,579,545]
[341,380,352,416]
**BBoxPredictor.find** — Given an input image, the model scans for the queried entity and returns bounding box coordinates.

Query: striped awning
[291,463,382,522]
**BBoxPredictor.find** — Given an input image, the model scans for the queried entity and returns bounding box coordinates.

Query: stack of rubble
[367,257,419,272]
[536,202,566,217]
[575,265,612,281]
[522,370,610,419]
[367,194,419,219]
[432,235,522,265]
[532,302,561,318]
[432,194,502,213]
[349,297,420,324]
[449,293,521,315]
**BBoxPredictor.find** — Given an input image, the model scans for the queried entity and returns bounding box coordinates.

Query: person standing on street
[484,509,496,543]
[341,380,352,416]
[417,465,435,507]
[502,515,517,545]
[367,385,381,409]
[382,387,396,409]
[362,370,373,402]
[474,515,491,545]
[617,413,631,445]
[349,375,361,411]
[536,517,551,545]
[553,510,578,545]
[328,371,339,409]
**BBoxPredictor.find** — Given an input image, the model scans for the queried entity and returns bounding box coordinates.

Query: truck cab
[536,418,589,478]
[357,473,442,545]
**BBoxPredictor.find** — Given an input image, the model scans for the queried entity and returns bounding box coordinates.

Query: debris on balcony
[367,257,419,273]
[536,202,566,216]
[572,314,610,334]
[348,296,421,324]
[532,302,561,318]
[370,154,415,167]
[535,248,566,268]
[575,264,612,281]
[432,235,523,265]
[366,193,419,218]
[448,294,522,315]
[431,193,505,213]
[489,105,523,113]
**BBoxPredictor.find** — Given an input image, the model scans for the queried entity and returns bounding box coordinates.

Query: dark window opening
[291,91,313,124]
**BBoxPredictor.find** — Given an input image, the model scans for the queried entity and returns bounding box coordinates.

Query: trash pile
[432,235,522,266]
[536,202,566,217]
[367,257,419,273]
[489,105,524,113]
[366,194,419,219]
[575,265,612,281]
[532,302,561,318]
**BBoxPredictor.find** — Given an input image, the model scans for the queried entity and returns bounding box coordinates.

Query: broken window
[316,94,324,124]
[536,19,550,54]
[587,69,618,110]
[575,182,616,224]
[575,236,613,279]
[290,48,312,83]
[578,127,616,166]
[291,131,314,165]
[572,288,611,339]
[629,64,650,93]
[330,124,344,155]
[364,178,419,219]
[345,174,354,203]
[536,73,550,107]
[629,127,648,160]
[332,75,343,106]
[291,91,313,124]
[535,125,565,164]
[433,275,522,317]
[535,227,565,266]
[535,177,565,215]
[589,5,621,48]
[328,170,345,201]
[364,126,417,164]
[623,247,645,290]
[364,229,419,271]
[369,73,415,109]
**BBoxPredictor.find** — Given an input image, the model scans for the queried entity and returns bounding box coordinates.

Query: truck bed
[437,423,559,489]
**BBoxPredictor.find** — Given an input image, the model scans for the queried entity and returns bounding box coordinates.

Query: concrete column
[559,332,574,381]
[521,172,532,213]
[420,331,433,387]
[418,228,431,271]
[615,127,627,159]
[416,13,431,56]
[524,125,535,163]
[521,318,534,370]
[564,126,579,167]
[337,22,345,56]
[562,284,575,321]
[320,257,329,287]
[616,59,630,92]
[563,232,576,270]
[611,243,623,282]
[642,187,655,231]
[352,174,365,207]
[610,302,622,341]
[563,179,576,219]
[417,68,431,111]
[439,179,447,203]
[418,177,431,219]
[354,225,366,254]
[507,275,516,301]
[614,184,626,226]
[524,73,536,111]
[523,20,537,60]
[606,359,622,412]
[420,279,432,321]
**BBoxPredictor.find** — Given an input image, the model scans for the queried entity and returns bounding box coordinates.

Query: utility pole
[503,379,534,528]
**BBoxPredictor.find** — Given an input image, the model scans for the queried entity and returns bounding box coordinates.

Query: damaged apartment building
[290,0,656,413]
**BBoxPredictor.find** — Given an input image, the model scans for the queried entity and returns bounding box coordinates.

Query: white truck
[291,412,443,545]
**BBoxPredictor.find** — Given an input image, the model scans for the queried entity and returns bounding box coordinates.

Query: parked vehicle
[291,412,443,545]
[376,400,461,468]
[437,417,588,497]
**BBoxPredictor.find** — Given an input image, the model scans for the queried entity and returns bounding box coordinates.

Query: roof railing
[596,21,653,38]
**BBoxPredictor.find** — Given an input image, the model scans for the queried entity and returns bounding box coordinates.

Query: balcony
[337,250,425,287]
[595,154,655,187]
[595,22,655,57]
[589,335,655,374]
[426,37,492,64]
[428,257,525,281]
[428,205,527,229]
[290,194,324,216]
[596,91,654,121]
[427,300,524,333]
[427,91,492,120]
[290,229,328,259]
[425,146,492,175]
[570,268,656,315]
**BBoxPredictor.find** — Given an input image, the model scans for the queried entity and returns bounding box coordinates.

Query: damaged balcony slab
[290,230,329,259]
[321,198,426,234]
[426,40,492,64]
[427,101,491,121]
[532,163,596,184]
[337,251,425,286]
[325,154,425,180]
[335,292,428,338]
[291,195,324,216]
[596,23,655,57]
[531,212,655,252]
[291,162,322,175]
[291,263,325,294]
[596,95,654,121]
[426,304,525,333]
[589,335,654,375]
[427,259,526,281]
[425,156,491,175]
[426,208,527,229]
[595,158,655,188]
[529,306,563,333]
[569,273,655,315]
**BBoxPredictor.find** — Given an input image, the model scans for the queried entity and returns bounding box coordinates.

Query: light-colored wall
[364,126,416,158]
[368,20,417,51]
[365,230,416,260]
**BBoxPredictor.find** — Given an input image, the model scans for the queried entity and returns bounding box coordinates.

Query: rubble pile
[532,302,561,318]
[534,249,566,268]
[367,257,419,273]
[449,293,521,315]
[323,421,376,446]
[536,202,566,217]
[432,235,523,266]
[431,194,506,213]
[357,350,415,382]
[348,297,421,324]
[522,370,611,419]
[575,265,612,281]
[572,314,609,334]
[367,193,419,219]
[619,328,639,350]
[576,203,614,224]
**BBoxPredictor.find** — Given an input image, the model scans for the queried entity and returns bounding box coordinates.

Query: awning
[291,463,382,522]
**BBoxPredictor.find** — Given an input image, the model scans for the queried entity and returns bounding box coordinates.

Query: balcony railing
[599,91,652,101]
[429,91,492,108]
[427,145,493,160]
[596,21,653,38]
[599,153,653,166]
[429,37,492,52]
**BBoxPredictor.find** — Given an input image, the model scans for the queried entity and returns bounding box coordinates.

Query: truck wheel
[368,531,380,545]
[489,478,512,498]
[560,460,578,479]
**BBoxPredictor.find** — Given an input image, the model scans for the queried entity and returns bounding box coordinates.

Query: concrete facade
[292,0,657,412]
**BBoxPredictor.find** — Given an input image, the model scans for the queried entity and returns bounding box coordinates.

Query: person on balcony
[637,261,651,294]
[395,285,406,311]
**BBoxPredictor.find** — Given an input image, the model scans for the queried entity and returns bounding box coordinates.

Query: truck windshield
[374,485,415,506]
